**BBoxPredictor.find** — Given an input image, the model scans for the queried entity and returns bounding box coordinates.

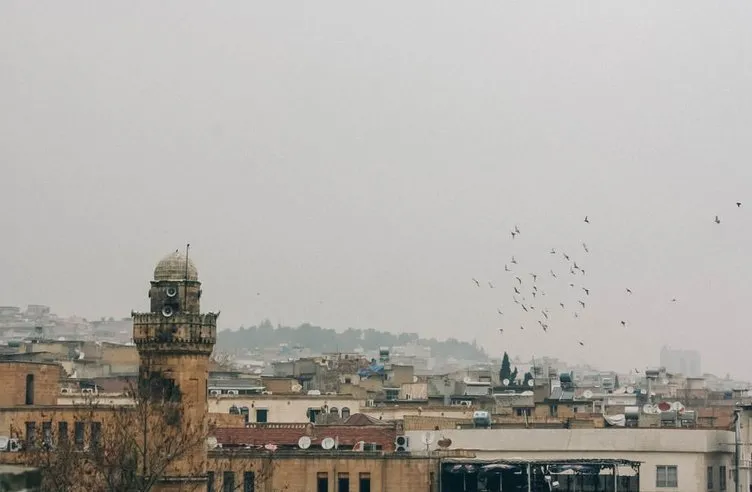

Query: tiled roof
[213,421,398,451]
[343,413,391,426]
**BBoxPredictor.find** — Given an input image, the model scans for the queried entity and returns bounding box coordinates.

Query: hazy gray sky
[2,2,752,378]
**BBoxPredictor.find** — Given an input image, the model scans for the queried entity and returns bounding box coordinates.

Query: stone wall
[0,362,62,407]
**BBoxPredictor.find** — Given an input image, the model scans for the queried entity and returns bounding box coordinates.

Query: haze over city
[3,2,752,379]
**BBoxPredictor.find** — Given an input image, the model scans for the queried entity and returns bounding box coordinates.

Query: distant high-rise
[660,345,701,377]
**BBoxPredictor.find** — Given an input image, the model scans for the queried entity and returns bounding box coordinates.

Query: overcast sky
[2,2,752,378]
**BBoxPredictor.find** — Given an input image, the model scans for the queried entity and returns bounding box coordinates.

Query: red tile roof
[213,419,398,451]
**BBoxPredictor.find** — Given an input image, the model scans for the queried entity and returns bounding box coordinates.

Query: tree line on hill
[216,320,488,361]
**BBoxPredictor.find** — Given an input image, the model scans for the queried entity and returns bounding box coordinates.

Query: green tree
[499,352,512,382]
[510,367,519,383]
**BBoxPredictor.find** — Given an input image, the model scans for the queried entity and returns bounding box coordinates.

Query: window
[91,422,102,450]
[341,407,351,419]
[25,422,36,449]
[657,465,678,487]
[720,466,727,490]
[308,408,321,423]
[240,406,250,424]
[330,407,339,416]
[255,409,268,423]
[708,466,713,490]
[207,471,215,492]
[58,421,68,445]
[317,472,328,492]
[25,374,34,405]
[338,472,349,492]
[243,471,255,492]
[222,471,235,492]
[550,404,558,417]
[359,472,371,492]
[42,421,52,448]
[74,421,85,450]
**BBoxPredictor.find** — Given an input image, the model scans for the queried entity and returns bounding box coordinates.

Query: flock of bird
[472,204,742,354]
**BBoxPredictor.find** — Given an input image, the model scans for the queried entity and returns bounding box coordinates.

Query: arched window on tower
[25,374,34,405]
[330,407,339,416]
[341,407,351,419]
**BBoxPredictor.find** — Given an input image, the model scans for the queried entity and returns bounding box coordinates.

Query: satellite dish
[527,379,535,387]
[502,379,510,386]
[206,437,218,449]
[421,432,434,446]
[626,386,635,394]
[463,377,472,384]
[642,404,654,414]
[291,384,303,392]
[165,286,178,297]
[264,443,278,451]
[298,436,311,450]
[583,390,594,399]
[657,401,671,412]
[321,437,335,450]
[162,306,174,317]
[437,438,452,449]
[671,402,685,412]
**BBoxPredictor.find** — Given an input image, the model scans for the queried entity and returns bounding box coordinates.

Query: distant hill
[216,320,488,361]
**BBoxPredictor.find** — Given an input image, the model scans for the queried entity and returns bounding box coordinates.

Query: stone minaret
[132,250,217,490]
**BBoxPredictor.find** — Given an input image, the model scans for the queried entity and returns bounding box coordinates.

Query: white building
[407,428,734,492]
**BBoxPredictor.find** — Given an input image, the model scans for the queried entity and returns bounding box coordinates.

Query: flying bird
[521,304,529,312]
[511,231,517,239]
[520,326,525,330]
[515,276,522,284]
[584,216,590,224]
[505,264,511,272]
[488,281,495,288]
[620,321,627,327]
[499,328,504,334]
[582,243,589,253]
[582,287,590,295]
[542,311,549,320]
[569,283,575,288]
[515,224,520,234]
[497,308,504,315]
[570,267,576,275]
[530,273,538,282]
[580,269,586,275]
[573,261,580,270]
[715,215,721,224]
[550,270,557,278]
[578,300,586,308]
[563,253,570,261]
[737,202,742,207]
[511,256,518,264]
[550,248,556,254]
[560,302,565,309]
[514,287,521,294]
[671,298,677,302]
[472,278,480,287]
[626,288,632,294]
[574,312,580,318]
[579,341,585,346]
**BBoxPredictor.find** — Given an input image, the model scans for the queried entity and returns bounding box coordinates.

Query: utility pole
[735,408,741,492]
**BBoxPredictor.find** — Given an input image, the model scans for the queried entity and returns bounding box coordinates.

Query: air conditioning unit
[366,399,375,407]
[395,435,410,452]
[82,388,95,394]
[460,401,471,406]
[209,390,221,396]
[227,390,239,395]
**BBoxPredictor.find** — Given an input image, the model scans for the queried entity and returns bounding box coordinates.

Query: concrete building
[660,345,702,378]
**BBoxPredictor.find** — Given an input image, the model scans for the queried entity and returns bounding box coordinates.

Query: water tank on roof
[472,411,491,428]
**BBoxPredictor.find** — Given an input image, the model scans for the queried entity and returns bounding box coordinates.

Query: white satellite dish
[463,377,472,384]
[583,390,594,399]
[642,404,655,414]
[321,437,335,450]
[502,379,510,386]
[206,437,218,450]
[527,379,535,387]
[421,432,434,446]
[671,401,684,412]
[626,386,635,394]
[291,384,303,392]
[298,436,311,450]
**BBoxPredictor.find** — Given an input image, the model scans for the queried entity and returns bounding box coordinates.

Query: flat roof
[442,458,642,466]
